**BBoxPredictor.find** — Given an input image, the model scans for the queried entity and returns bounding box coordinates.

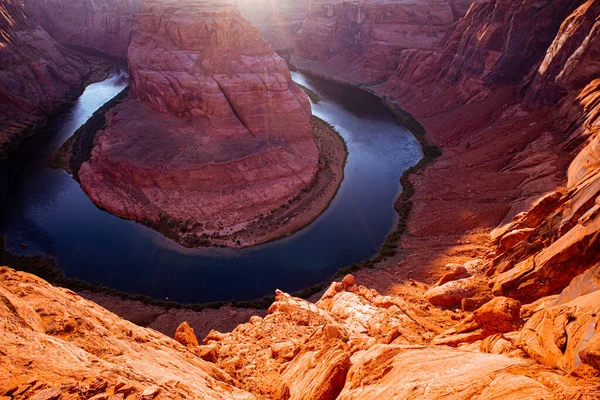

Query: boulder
[174,321,199,348]
[436,264,470,286]
[425,277,490,308]
[432,297,522,347]
[342,274,355,290]
[473,297,522,333]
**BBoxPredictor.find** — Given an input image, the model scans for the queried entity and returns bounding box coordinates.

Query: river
[0,69,422,303]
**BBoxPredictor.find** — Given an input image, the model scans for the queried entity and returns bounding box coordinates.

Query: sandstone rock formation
[431,296,523,346]
[291,1,600,385]
[517,290,600,374]
[24,0,141,58]
[77,0,320,246]
[483,0,600,302]
[3,268,599,399]
[424,275,490,308]
[25,0,308,57]
[0,0,92,160]
[315,0,600,305]
[174,321,199,348]
[0,267,257,399]
[292,0,477,84]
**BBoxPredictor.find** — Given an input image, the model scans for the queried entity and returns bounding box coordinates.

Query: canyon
[1,0,600,398]
[24,0,141,58]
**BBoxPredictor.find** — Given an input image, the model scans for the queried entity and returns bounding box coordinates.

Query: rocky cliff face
[292,0,476,84]
[486,0,600,301]
[25,0,308,57]
[289,0,600,383]
[78,0,319,246]
[233,0,310,53]
[0,0,92,160]
[24,0,141,58]
[384,0,585,102]
[336,0,600,370]
[312,0,600,298]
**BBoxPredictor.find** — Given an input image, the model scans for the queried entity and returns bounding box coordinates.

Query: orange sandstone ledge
[2,268,599,399]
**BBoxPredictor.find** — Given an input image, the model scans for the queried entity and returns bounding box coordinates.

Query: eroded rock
[0,267,256,399]
[517,290,600,373]
[78,0,319,246]
[425,276,490,308]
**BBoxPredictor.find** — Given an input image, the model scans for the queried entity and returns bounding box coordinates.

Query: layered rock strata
[292,0,477,84]
[315,0,600,305]
[0,0,93,161]
[77,0,321,246]
[3,0,600,396]
[24,0,141,58]
[0,267,257,400]
[291,0,600,378]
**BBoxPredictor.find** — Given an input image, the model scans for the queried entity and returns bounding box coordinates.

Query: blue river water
[0,70,422,303]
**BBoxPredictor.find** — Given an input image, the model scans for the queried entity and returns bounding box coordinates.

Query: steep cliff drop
[292,0,476,84]
[2,0,600,397]
[347,0,600,299]
[24,0,141,58]
[0,0,93,161]
[323,0,600,377]
[76,0,324,247]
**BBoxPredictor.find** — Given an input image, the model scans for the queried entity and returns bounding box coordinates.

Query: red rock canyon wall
[24,0,141,58]
[0,0,91,159]
[348,0,600,346]
[292,0,477,84]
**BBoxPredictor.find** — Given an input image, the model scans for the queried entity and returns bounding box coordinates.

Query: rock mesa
[78,0,319,246]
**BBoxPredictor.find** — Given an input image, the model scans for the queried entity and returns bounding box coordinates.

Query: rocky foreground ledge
[2,266,599,399]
